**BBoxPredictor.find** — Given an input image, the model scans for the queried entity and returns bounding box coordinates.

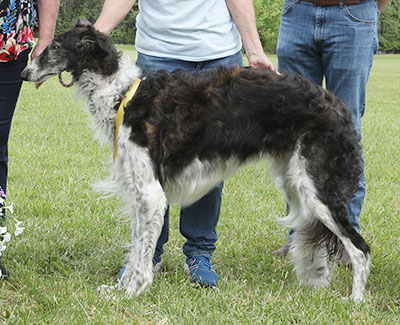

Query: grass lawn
[0,48,399,324]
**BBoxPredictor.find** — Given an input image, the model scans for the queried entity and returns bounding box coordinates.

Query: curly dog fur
[21,20,370,302]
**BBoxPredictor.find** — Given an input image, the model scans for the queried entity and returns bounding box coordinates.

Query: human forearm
[225,0,277,72]
[94,0,136,35]
[37,0,59,43]
[378,0,392,12]
[226,0,263,59]
[32,0,60,59]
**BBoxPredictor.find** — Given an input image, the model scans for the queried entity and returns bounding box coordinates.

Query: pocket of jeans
[281,0,295,16]
[344,2,378,24]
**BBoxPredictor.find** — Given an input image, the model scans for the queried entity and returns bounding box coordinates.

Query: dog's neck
[75,57,141,146]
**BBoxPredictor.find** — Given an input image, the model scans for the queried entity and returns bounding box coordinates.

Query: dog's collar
[114,78,141,162]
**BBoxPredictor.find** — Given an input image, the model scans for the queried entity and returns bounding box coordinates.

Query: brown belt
[303,0,361,6]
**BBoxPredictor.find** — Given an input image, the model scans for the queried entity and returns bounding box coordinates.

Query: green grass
[1,49,399,324]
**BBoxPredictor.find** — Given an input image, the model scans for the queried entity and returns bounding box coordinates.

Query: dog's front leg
[117,179,167,296]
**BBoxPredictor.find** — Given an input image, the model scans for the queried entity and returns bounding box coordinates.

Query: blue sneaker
[184,256,219,288]
[118,257,162,280]
[118,265,126,279]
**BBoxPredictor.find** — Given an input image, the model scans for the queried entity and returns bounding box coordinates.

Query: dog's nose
[20,68,30,81]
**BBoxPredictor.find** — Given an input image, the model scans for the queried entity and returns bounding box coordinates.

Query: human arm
[31,0,60,60]
[378,0,392,12]
[94,0,136,35]
[225,0,277,73]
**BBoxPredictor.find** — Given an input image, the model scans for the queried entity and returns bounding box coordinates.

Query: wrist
[93,21,112,35]
[37,35,54,44]
[244,42,265,57]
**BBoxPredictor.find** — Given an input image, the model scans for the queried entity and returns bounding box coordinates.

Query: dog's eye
[52,43,60,50]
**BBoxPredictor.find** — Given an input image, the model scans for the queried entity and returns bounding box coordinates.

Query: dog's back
[124,66,360,184]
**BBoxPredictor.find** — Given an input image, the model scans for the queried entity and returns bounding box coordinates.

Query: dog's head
[21,20,120,84]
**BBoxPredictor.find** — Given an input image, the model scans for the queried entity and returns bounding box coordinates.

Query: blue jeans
[0,50,30,194]
[277,0,379,232]
[136,51,244,259]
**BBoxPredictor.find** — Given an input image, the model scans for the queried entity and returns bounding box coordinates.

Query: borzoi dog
[21,21,370,302]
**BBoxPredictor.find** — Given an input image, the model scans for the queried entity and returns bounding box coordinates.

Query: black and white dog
[21,21,370,302]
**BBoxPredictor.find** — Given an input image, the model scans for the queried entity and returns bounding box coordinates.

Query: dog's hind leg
[277,189,335,288]
[272,154,335,288]
[274,146,370,302]
[295,200,370,303]
[290,226,334,289]
[300,134,371,303]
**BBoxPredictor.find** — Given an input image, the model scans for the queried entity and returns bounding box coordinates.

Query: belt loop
[339,0,343,7]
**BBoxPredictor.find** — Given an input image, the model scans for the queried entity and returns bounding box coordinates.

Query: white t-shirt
[135,0,242,61]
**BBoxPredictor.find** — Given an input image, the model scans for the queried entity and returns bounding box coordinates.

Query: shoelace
[188,256,214,272]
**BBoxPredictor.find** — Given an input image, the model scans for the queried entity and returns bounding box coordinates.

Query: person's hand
[247,52,280,75]
[30,38,51,61]
[30,38,52,89]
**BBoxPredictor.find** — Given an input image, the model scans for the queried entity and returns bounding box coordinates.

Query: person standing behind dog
[94,0,277,288]
[274,0,392,260]
[0,0,60,279]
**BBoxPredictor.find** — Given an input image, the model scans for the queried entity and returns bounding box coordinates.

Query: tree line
[56,0,400,53]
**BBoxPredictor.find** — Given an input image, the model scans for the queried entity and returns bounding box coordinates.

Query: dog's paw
[341,293,365,304]
[350,291,365,304]
[118,266,154,297]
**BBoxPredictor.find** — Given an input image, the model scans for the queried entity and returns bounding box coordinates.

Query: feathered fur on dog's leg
[277,136,370,303]
[302,130,370,303]
[118,179,167,296]
[312,200,371,303]
[113,127,167,296]
[290,229,333,288]
[274,151,334,289]
[299,203,370,303]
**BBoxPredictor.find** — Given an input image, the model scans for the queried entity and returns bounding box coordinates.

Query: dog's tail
[299,108,370,260]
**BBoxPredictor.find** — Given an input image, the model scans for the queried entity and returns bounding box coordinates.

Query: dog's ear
[96,35,120,75]
[77,35,96,53]
[74,19,97,52]
[75,28,120,76]
[97,35,118,58]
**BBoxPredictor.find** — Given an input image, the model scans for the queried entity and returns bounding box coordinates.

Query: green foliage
[56,0,138,44]
[109,10,138,45]
[378,0,400,53]
[56,0,101,34]
[254,0,284,53]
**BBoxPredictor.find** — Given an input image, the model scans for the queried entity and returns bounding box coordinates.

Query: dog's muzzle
[20,68,31,81]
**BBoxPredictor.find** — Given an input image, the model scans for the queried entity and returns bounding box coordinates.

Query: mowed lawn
[1,47,399,323]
